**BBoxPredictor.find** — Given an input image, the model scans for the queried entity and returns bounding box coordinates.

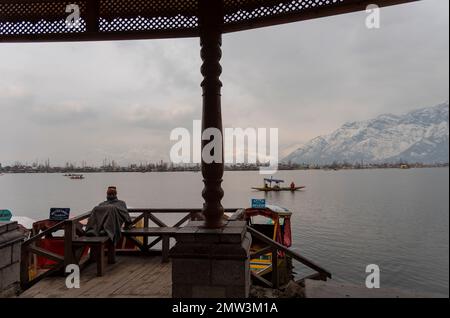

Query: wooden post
[20,246,30,289]
[199,0,225,229]
[86,0,99,33]
[272,249,279,289]
[162,235,170,263]
[63,220,75,268]
[96,244,105,276]
[107,240,116,264]
[143,212,149,250]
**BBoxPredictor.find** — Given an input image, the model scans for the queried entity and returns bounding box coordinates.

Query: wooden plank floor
[20,256,172,298]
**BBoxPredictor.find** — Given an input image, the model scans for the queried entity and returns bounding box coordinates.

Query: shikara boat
[252,177,305,192]
[244,205,294,286]
[69,174,85,180]
[252,186,305,192]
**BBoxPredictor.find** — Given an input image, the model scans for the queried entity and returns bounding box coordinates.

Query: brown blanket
[85,199,131,243]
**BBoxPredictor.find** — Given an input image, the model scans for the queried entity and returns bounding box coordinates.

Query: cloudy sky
[0,0,448,166]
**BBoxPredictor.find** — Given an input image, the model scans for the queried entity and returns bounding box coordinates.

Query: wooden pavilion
[1,0,418,298]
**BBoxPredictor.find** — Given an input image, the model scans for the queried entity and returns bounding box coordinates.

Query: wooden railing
[20,208,239,290]
[116,208,238,255]
[21,207,330,291]
[247,226,332,289]
[20,220,67,290]
[228,208,332,289]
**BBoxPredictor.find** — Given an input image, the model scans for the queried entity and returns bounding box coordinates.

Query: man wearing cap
[85,186,132,243]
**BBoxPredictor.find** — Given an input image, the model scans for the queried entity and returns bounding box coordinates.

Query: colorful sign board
[49,208,70,221]
[251,199,266,209]
[0,209,12,222]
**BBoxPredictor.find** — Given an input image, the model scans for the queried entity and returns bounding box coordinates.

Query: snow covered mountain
[283,102,449,165]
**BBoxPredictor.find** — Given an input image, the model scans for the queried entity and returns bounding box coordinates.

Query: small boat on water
[252,186,305,192]
[67,174,85,180]
[252,177,305,192]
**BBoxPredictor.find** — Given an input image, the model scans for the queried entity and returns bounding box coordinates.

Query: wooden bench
[121,227,179,263]
[72,236,116,276]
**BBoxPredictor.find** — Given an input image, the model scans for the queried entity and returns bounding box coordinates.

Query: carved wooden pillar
[86,0,99,32]
[199,0,224,228]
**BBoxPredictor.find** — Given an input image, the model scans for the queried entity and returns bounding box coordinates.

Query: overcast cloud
[0,0,448,166]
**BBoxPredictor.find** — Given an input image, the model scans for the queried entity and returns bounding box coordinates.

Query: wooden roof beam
[223,0,421,33]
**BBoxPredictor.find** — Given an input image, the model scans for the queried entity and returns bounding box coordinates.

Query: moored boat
[244,205,294,286]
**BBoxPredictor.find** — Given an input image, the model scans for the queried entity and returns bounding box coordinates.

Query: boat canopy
[244,205,292,247]
[264,177,284,183]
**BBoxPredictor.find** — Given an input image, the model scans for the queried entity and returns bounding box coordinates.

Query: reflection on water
[0,168,448,296]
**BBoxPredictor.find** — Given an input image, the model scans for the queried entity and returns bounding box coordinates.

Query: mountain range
[283,102,449,165]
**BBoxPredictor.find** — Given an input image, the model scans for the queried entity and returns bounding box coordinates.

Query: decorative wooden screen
[0,0,418,42]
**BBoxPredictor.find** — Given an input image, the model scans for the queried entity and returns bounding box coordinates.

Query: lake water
[0,168,448,296]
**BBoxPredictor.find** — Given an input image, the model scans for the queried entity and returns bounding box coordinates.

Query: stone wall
[0,221,25,297]
[170,220,252,298]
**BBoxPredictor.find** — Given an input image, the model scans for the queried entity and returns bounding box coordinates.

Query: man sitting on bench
[85,186,132,243]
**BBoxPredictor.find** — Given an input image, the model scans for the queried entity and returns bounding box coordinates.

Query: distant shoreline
[0,164,448,174]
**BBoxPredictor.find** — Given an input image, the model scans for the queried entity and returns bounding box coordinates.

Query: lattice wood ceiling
[0,0,418,42]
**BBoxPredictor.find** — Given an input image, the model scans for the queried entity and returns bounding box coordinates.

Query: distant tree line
[0,160,448,174]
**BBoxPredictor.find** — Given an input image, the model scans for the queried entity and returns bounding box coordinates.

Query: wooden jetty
[16,208,331,298]
[20,256,171,298]
[19,209,234,290]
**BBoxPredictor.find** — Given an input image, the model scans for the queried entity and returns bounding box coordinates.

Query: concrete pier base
[170,220,251,298]
[0,221,25,297]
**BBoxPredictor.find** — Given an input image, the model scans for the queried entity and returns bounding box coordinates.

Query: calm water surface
[0,168,448,296]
